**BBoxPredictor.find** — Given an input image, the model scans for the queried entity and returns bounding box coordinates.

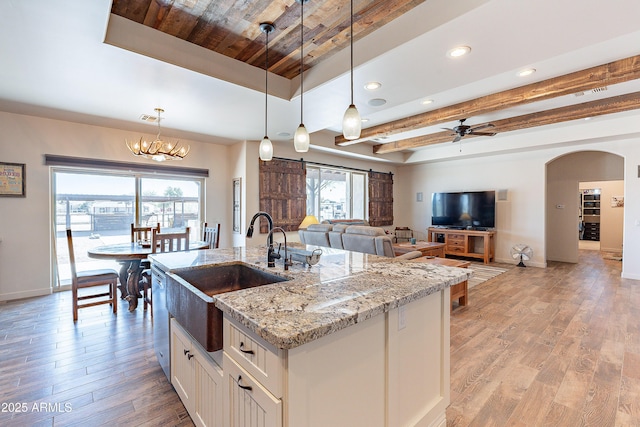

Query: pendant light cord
[265,30,269,136]
[300,0,304,121]
[350,0,354,105]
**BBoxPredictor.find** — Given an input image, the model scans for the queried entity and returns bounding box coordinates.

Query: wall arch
[546,150,624,263]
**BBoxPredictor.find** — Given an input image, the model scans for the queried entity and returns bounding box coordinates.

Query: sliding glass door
[52,169,203,288]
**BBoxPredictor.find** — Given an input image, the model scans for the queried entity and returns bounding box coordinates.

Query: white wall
[395,135,640,280]
[0,111,230,301]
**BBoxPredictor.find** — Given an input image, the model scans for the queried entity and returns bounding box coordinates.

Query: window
[52,168,204,288]
[305,166,367,222]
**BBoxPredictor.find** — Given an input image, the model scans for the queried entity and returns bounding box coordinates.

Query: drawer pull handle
[238,375,252,391]
[183,349,189,356]
[187,353,194,360]
[239,342,255,355]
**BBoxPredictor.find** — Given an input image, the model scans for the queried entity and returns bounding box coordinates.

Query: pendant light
[294,0,310,152]
[342,0,361,140]
[259,22,275,161]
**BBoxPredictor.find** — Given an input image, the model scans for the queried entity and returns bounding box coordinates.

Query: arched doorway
[546,150,624,263]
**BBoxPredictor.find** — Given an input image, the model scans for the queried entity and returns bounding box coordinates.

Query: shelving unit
[580,189,600,241]
[427,228,495,264]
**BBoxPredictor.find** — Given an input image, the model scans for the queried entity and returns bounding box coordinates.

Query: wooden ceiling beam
[337,54,640,146]
[373,91,640,154]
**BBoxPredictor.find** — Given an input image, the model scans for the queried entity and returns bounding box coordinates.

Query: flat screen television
[431,190,495,229]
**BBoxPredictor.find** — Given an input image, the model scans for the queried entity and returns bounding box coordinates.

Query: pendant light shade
[294,0,310,152]
[294,124,309,151]
[342,0,361,140]
[259,22,275,161]
[342,104,361,140]
[259,136,273,161]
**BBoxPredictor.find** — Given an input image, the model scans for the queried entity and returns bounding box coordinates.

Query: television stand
[427,227,496,264]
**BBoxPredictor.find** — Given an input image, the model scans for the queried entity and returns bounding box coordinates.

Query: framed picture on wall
[0,162,26,197]
[611,196,624,207]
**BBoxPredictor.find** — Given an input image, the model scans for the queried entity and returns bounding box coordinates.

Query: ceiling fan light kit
[259,22,275,161]
[442,118,497,143]
[126,108,190,162]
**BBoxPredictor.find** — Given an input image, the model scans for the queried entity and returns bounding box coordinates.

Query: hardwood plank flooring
[448,250,639,427]
[0,249,637,426]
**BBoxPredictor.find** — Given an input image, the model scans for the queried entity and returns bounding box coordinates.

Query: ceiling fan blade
[452,134,462,143]
[470,123,495,131]
[470,131,497,136]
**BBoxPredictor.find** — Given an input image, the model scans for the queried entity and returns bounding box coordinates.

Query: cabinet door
[224,353,282,427]
[171,319,195,410]
[192,344,224,427]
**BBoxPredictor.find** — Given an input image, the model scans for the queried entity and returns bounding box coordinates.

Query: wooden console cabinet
[427,227,496,264]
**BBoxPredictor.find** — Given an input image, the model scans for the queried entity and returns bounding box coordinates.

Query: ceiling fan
[443,118,497,142]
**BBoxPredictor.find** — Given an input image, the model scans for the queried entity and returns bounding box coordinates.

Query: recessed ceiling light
[517,68,536,77]
[364,82,382,91]
[277,131,291,138]
[368,98,387,107]
[361,118,370,123]
[421,98,434,105]
[584,117,592,121]
[447,46,471,58]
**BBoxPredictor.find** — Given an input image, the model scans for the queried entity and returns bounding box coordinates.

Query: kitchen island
[150,245,470,427]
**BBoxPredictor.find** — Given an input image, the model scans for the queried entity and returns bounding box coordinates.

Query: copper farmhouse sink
[166,262,290,351]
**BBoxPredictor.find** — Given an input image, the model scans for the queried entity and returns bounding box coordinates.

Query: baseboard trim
[0,288,52,302]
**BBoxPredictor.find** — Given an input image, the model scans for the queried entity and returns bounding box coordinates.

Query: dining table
[87,240,209,311]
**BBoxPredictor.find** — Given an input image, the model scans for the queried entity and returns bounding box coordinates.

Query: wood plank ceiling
[111,1,640,154]
[110,0,425,80]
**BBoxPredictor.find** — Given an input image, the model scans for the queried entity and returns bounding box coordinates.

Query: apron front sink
[166,262,290,351]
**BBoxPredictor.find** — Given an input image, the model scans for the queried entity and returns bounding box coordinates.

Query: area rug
[467,263,509,289]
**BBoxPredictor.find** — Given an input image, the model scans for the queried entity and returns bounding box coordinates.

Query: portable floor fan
[510,244,533,267]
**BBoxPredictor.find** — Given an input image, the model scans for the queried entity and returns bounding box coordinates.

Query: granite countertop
[150,244,471,350]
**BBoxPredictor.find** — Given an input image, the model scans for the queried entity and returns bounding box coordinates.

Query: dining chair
[202,222,220,249]
[131,222,160,245]
[142,227,191,313]
[66,229,119,322]
[131,222,160,270]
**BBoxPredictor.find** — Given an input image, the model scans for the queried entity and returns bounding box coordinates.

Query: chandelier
[126,108,190,162]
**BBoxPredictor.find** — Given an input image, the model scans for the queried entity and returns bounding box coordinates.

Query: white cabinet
[170,286,450,427]
[224,353,282,427]
[171,319,223,427]
[223,286,450,427]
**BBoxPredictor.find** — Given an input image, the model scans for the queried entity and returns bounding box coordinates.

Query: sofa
[299,223,421,259]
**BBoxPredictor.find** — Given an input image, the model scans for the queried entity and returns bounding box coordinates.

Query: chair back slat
[202,222,221,249]
[131,223,160,244]
[152,227,190,253]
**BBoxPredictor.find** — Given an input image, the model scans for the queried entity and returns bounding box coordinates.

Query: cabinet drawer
[448,234,465,243]
[224,353,282,427]
[224,316,284,398]
[447,246,466,254]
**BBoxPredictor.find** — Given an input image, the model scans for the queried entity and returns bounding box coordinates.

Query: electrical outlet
[398,305,407,330]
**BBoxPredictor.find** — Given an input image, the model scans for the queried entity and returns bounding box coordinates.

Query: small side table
[393,241,445,257]
[411,256,471,308]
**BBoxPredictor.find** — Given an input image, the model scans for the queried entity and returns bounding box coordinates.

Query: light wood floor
[0,250,637,426]
[448,250,639,426]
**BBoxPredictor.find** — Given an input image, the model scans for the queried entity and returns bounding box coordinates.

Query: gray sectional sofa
[299,223,421,259]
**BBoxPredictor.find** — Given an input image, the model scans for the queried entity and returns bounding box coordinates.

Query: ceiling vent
[574,86,608,97]
[139,114,159,123]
